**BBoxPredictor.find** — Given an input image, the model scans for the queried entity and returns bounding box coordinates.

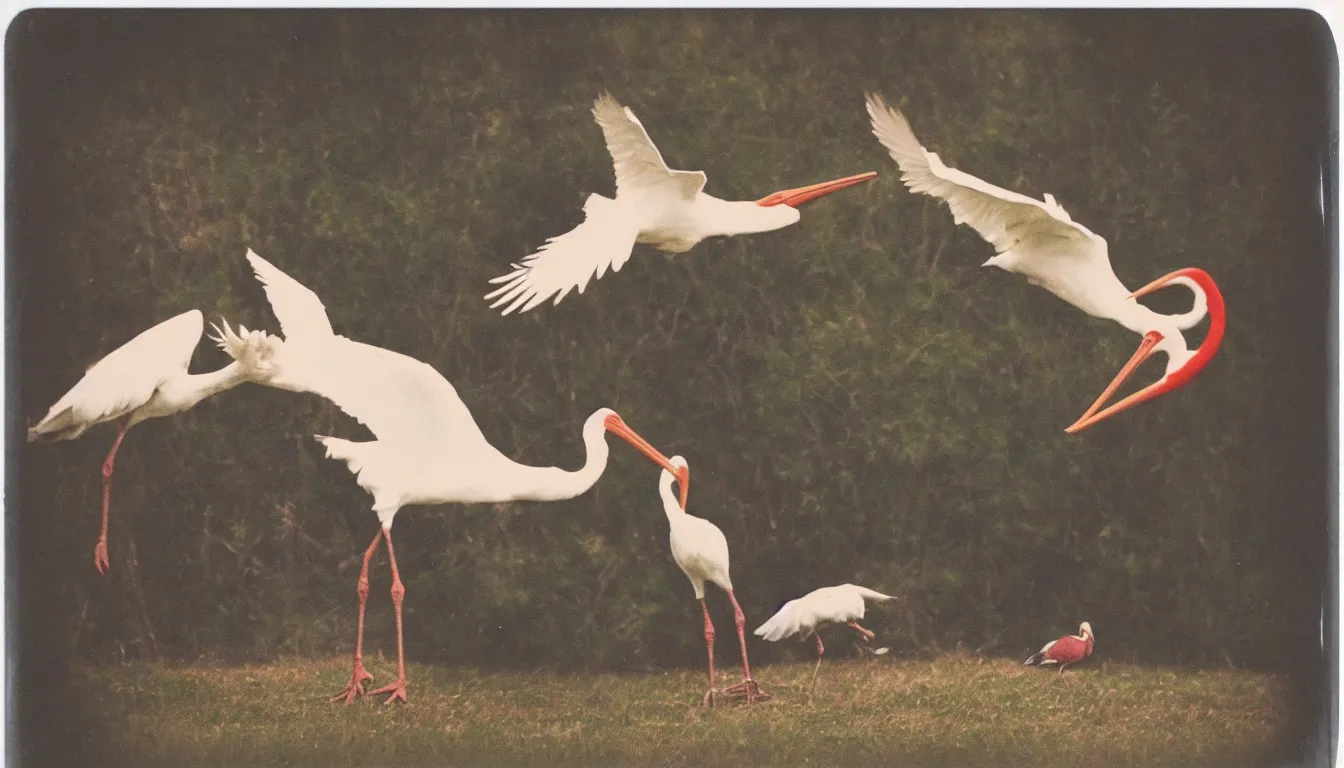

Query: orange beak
[1065,267,1226,433]
[603,413,690,508]
[754,171,878,208]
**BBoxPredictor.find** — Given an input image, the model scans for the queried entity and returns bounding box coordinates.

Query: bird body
[219,249,684,704]
[754,583,896,642]
[485,93,876,314]
[28,308,271,573]
[865,94,1225,431]
[657,457,764,705]
[1024,622,1095,671]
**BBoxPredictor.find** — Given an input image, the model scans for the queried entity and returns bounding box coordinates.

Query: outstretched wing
[246,249,335,341]
[865,94,1102,259]
[592,93,707,200]
[484,193,641,315]
[754,600,806,642]
[29,309,203,440]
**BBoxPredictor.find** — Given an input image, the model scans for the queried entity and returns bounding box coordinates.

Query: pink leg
[94,421,131,575]
[810,633,825,690]
[368,528,407,704]
[847,621,876,642]
[700,598,718,707]
[721,590,767,703]
[331,531,382,704]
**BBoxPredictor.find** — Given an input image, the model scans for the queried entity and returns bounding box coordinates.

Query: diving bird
[485,93,877,315]
[658,456,766,706]
[27,309,271,574]
[214,249,687,705]
[1024,621,1095,673]
[754,583,897,689]
[865,93,1225,432]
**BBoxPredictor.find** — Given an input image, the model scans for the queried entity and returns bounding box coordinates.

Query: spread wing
[246,249,335,341]
[866,94,1103,261]
[592,93,707,200]
[29,309,203,440]
[484,193,641,315]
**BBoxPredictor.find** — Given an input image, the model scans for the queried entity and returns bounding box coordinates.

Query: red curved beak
[1065,268,1226,433]
[754,171,877,208]
[603,413,690,508]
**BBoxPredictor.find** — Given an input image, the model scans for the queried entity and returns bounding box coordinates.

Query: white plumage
[755,583,897,688]
[27,308,270,573]
[485,93,876,314]
[865,93,1226,432]
[658,456,765,705]
[217,249,685,705]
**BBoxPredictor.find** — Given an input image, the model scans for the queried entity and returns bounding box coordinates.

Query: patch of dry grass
[74,654,1291,767]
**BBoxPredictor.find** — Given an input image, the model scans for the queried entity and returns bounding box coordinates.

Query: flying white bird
[213,249,686,705]
[485,93,877,315]
[1024,621,1095,673]
[754,583,897,689]
[658,456,766,706]
[27,309,270,574]
[865,94,1226,432]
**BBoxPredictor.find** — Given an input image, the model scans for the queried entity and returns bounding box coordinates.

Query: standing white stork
[754,583,897,689]
[658,456,766,706]
[27,309,270,573]
[865,94,1226,432]
[485,93,877,315]
[212,249,687,705]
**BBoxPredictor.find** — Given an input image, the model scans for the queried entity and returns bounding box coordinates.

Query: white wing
[245,254,493,454]
[592,93,707,200]
[755,600,807,641]
[246,249,334,341]
[484,194,641,315]
[29,310,203,440]
[865,94,1105,266]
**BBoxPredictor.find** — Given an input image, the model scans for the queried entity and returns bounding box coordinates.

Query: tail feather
[209,318,281,381]
[849,585,898,602]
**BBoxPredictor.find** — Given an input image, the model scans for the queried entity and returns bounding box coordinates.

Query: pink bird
[1023,621,1094,672]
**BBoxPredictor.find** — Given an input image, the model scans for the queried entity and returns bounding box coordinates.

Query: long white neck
[501,425,612,503]
[1110,276,1208,335]
[694,196,800,238]
[160,362,250,412]
[659,469,686,521]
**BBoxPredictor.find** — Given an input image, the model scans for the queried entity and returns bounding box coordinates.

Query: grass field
[74,654,1290,767]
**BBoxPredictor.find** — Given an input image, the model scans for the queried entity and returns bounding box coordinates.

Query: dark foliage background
[8,8,1334,764]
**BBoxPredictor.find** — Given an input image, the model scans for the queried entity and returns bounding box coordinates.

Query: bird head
[1079,621,1093,639]
[1066,268,1225,432]
[597,409,688,506]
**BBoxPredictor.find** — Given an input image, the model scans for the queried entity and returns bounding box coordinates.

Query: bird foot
[93,538,110,575]
[330,662,375,705]
[723,678,770,702]
[368,677,407,704]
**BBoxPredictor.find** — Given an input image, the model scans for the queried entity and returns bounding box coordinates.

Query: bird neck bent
[659,472,686,520]
[159,362,249,412]
[502,429,611,503]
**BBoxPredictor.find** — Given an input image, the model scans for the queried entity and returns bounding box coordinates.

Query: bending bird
[754,583,897,689]
[485,93,877,314]
[215,249,687,705]
[865,93,1225,432]
[28,309,270,573]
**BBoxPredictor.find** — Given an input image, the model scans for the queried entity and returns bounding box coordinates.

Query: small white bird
[865,94,1226,432]
[27,309,270,573]
[485,93,877,315]
[755,583,897,689]
[215,249,686,705]
[658,456,766,706]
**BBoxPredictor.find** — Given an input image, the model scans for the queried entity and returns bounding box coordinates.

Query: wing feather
[865,94,1098,255]
[592,93,707,200]
[484,194,640,315]
[246,249,335,341]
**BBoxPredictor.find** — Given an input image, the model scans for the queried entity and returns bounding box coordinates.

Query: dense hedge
[14,10,1330,687]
